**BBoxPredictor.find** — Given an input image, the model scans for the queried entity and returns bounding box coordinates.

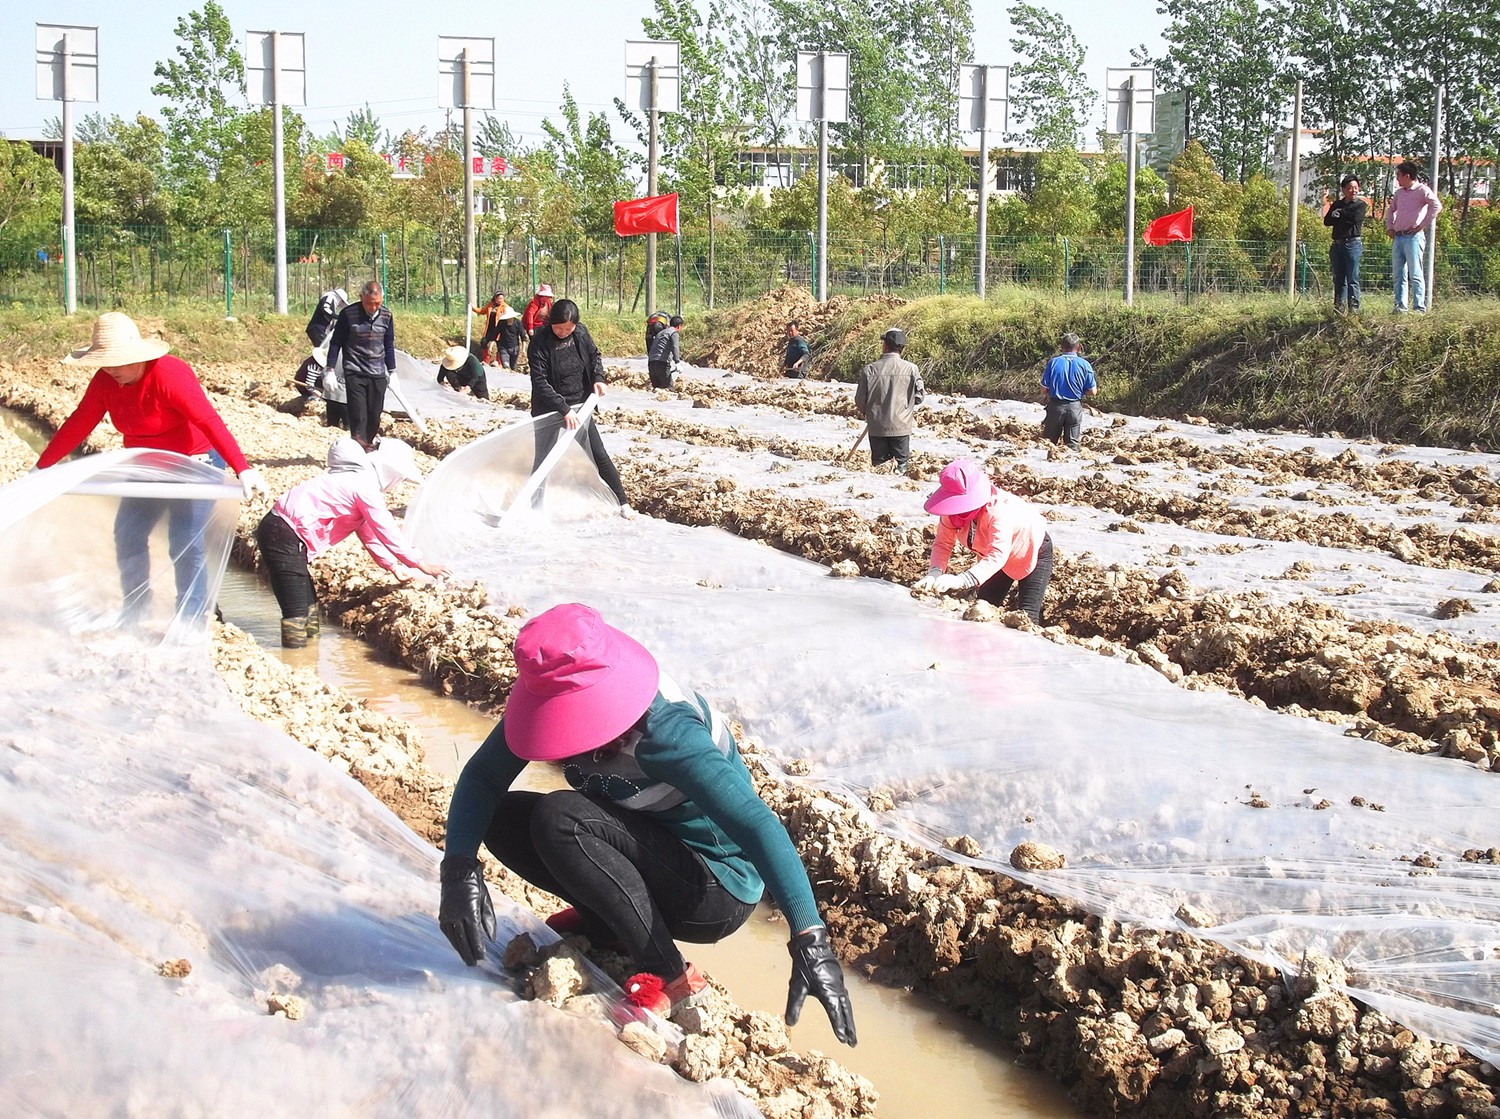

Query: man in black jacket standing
[526,298,630,510]
[1323,176,1367,313]
[326,280,396,448]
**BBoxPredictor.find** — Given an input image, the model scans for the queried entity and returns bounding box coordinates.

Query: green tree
[1022,151,1096,238]
[1093,161,1168,237]
[1007,3,1096,151]
[541,87,636,238]
[150,1,251,224]
[0,139,62,234]
[72,114,171,226]
[1166,140,1242,239]
[1152,0,1288,183]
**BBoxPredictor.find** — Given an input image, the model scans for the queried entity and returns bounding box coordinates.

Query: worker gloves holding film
[912,568,974,595]
[439,856,496,966]
[237,468,268,501]
[785,926,858,1047]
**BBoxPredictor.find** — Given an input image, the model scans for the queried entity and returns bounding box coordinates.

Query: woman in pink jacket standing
[912,458,1053,623]
[255,437,447,646]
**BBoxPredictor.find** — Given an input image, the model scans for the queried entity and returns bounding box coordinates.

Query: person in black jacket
[526,298,630,510]
[1323,176,1367,313]
[437,345,490,399]
[326,280,396,449]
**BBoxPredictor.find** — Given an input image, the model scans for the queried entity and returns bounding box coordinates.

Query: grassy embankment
[698,291,1500,451]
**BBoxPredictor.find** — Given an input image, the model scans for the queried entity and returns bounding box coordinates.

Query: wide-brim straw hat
[440,345,469,370]
[63,312,171,366]
[504,604,660,761]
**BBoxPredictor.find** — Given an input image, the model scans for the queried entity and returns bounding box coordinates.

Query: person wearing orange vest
[913,458,1054,623]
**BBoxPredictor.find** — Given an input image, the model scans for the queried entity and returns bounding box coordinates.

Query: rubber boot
[303,612,320,641]
[280,617,308,648]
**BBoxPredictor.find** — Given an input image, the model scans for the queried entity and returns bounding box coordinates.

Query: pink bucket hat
[923,458,993,516]
[536,283,554,297]
[504,604,660,761]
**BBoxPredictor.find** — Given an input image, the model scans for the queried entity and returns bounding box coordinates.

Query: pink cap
[923,458,993,516]
[504,604,660,761]
[536,284,554,297]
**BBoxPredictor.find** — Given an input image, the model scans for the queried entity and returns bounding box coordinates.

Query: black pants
[345,373,387,447]
[1042,398,1084,450]
[868,434,910,471]
[531,416,628,506]
[255,511,316,620]
[647,360,675,389]
[977,533,1054,623]
[484,791,754,978]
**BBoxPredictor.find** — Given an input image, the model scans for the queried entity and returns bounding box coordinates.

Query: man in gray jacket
[854,327,925,473]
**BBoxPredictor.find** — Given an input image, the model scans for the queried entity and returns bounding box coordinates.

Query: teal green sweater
[444,675,822,934]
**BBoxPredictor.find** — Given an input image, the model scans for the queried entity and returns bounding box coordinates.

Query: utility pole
[1426,82,1443,308]
[961,65,1009,300]
[1285,79,1302,300]
[247,30,304,315]
[36,24,98,315]
[1106,67,1155,308]
[796,50,849,303]
[646,56,659,316]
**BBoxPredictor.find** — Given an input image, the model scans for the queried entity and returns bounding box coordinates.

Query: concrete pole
[816,117,829,301]
[1285,79,1302,300]
[462,53,476,330]
[62,34,77,315]
[646,58,659,318]
[271,31,288,315]
[1122,78,1136,307]
[976,69,990,299]
[1425,82,1443,307]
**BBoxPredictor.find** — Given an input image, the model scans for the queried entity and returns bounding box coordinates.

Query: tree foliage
[1007,3,1096,151]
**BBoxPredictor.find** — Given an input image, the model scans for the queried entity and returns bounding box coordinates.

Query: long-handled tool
[842,424,869,461]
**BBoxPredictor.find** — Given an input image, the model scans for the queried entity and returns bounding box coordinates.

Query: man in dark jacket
[647,315,683,388]
[526,298,629,509]
[1323,175,1367,313]
[326,280,396,449]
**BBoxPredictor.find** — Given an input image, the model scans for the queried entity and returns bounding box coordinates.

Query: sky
[4,0,1166,152]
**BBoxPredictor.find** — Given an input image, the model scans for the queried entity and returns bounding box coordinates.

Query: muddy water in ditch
[218,569,1082,1119]
[6,408,1080,1118]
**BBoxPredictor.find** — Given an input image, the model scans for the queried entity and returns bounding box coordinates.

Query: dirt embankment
[7,352,1500,1117]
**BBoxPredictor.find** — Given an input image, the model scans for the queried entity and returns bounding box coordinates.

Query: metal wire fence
[2,223,1495,315]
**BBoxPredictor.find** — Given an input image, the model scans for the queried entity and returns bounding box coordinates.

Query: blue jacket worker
[1040,333,1097,451]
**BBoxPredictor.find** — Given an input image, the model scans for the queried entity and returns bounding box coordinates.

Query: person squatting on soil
[647,315,685,389]
[526,298,631,510]
[913,458,1054,623]
[326,280,396,449]
[438,603,858,1043]
[783,322,810,378]
[1039,333,1098,451]
[278,287,350,424]
[473,291,523,370]
[854,327,924,473]
[254,437,447,648]
[35,312,268,624]
[436,346,491,400]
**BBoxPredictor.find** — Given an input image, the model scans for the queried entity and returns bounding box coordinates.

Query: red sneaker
[544,907,584,935]
[624,962,707,1018]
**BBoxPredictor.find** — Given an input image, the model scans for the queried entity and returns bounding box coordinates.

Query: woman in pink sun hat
[913,457,1054,623]
[438,603,856,1044]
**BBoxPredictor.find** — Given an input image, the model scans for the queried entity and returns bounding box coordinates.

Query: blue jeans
[114,496,214,621]
[1391,233,1425,311]
[1329,239,1362,310]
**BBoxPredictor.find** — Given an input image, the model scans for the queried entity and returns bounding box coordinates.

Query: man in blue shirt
[1040,332,1098,451]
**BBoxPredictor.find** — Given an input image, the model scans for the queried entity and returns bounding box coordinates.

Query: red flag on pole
[1143,205,1194,245]
[613,193,679,236]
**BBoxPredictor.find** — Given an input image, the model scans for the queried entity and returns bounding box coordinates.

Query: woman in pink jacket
[913,458,1053,623]
[255,437,447,646]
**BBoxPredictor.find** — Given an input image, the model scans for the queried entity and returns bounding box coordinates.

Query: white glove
[238,468,268,500]
[912,568,943,594]
[932,572,974,593]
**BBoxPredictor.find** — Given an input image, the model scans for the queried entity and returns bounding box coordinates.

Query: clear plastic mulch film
[410,414,1500,1066]
[0,448,240,643]
[0,455,752,1118]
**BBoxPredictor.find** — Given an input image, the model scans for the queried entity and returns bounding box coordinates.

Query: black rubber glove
[786,926,857,1046]
[439,856,495,966]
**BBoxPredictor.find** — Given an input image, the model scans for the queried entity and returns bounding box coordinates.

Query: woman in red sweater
[35,313,267,624]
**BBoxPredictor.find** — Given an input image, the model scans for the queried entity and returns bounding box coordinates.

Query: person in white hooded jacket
[254,437,448,646]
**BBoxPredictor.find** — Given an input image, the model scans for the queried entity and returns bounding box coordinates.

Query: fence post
[807,233,816,291]
[222,229,234,320]
[1297,241,1308,295]
[1184,241,1192,304]
[1063,238,1070,296]
[380,233,388,297]
[938,235,946,294]
[529,236,538,291]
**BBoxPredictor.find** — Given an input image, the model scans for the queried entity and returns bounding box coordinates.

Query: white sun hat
[62,312,171,367]
[440,345,469,370]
